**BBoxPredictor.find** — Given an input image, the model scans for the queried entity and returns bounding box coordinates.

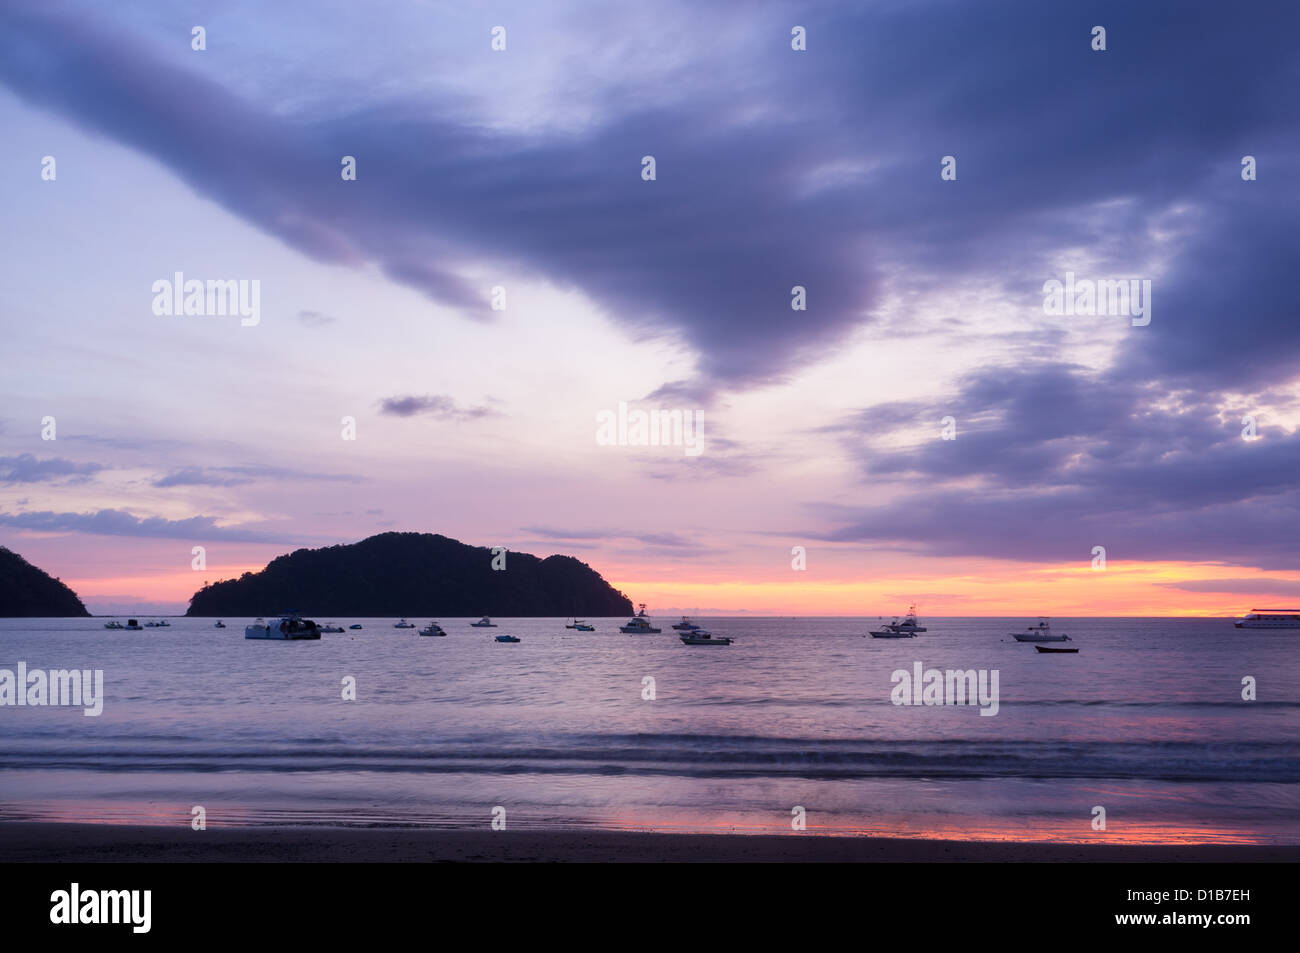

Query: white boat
[869,625,915,638]
[1011,618,1070,642]
[103,620,124,629]
[419,622,446,637]
[680,630,732,646]
[620,604,661,633]
[870,605,927,638]
[1234,609,1300,629]
[470,616,497,627]
[245,614,321,640]
[214,620,225,628]
[318,623,345,633]
[394,619,415,628]
[672,617,701,631]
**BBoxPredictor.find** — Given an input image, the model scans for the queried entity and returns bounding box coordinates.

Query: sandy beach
[2,823,1296,863]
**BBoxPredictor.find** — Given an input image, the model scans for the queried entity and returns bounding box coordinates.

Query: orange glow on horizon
[609,560,1300,617]
[60,555,1300,617]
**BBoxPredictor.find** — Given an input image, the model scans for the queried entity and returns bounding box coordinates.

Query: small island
[0,546,91,617]
[185,531,634,617]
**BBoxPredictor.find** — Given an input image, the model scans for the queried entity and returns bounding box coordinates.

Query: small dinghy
[494,634,520,643]
[1035,645,1078,653]
[349,624,363,630]
[213,620,225,628]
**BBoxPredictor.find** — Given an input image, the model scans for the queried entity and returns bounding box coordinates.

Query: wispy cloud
[1160,579,1300,597]
[0,454,105,485]
[377,394,498,420]
[0,508,296,543]
[523,526,699,548]
[151,465,363,488]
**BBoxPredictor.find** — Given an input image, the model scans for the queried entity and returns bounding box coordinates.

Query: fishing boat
[870,605,927,637]
[494,634,520,643]
[672,617,702,631]
[680,630,732,646]
[245,613,321,640]
[1233,609,1300,629]
[123,619,142,630]
[869,623,915,638]
[349,624,363,630]
[890,606,926,633]
[419,622,447,637]
[620,604,661,633]
[103,620,124,629]
[1012,618,1070,642]
[214,620,225,628]
[394,619,415,629]
[470,616,497,627]
[1035,645,1078,654]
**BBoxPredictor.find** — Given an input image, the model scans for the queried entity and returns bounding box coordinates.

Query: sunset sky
[1,0,1298,616]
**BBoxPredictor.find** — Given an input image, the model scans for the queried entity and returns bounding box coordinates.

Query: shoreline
[2,822,1297,863]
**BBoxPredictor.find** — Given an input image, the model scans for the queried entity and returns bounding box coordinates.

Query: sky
[1,0,1298,616]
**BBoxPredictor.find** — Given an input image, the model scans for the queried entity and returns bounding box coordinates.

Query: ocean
[1,616,1296,844]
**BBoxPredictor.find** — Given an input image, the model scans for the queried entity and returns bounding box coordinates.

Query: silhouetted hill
[185,532,634,617]
[0,547,91,617]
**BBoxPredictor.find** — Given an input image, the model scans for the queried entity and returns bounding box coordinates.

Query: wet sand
[3,823,1296,862]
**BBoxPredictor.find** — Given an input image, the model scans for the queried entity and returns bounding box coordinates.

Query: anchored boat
[394,619,415,628]
[470,616,497,627]
[1035,645,1078,653]
[620,604,661,633]
[870,605,926,638]
[680,630,732,646]
[245,613,321,640]
[1012,618,1070,642]
[419,622,447,637]
[495,634,520,643]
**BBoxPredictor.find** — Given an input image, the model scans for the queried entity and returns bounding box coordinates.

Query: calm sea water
[1,616,1297,844]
